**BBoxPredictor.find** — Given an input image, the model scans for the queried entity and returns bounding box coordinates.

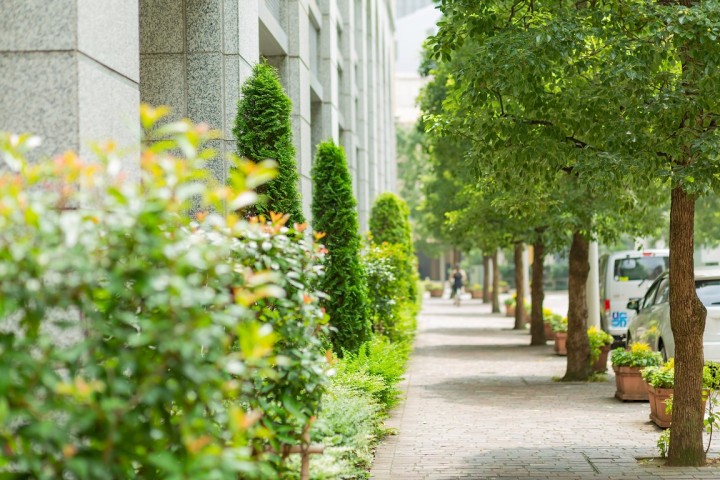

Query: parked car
[599,249,669,344]
[626,268,720,361]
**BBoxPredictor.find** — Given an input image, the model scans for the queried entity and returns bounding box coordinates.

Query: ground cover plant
[286,335,415,480]
[0,107,329,479]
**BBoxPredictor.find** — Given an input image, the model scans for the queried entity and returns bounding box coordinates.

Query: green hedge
[0,107,327,479]
[364,241,418,341]
[231,218,330,471]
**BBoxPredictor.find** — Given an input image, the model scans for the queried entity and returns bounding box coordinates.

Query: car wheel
[659,340,668,362]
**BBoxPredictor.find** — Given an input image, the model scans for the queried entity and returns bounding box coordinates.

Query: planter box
[429,289,443,298]
[647,385,673,428]
[544,322,555,341]
[592,345,611,373]
[646,385,708,428]
[471,291,483,299]
[505,305,516,317]
[613,365,648,401]
[554,332,567,356]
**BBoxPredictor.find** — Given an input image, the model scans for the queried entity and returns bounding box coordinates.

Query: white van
[599,249,669,343]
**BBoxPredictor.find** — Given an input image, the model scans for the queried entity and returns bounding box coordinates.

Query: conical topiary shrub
[311,140,370,355]
[369,192,413,252]
[233,62,304,225]
[369,192,419,305]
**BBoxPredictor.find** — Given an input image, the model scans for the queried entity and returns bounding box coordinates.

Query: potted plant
[499,280,510,293]
[588,327,613,373]
[504,296,516,317]
[551,315,568,355]
[469,283,483,299]
[424,280,443,298]
[642,359,714,428]
[641,359,675,428]
[542,308,556,340]
[610,343,662,401]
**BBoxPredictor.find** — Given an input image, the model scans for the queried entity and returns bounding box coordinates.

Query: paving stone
[369,297,720,479]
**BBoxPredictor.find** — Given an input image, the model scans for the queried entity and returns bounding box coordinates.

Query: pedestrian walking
[451,265,465,306]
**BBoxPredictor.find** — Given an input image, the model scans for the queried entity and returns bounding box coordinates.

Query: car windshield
[614,256,668,281]
[696,279,720,306]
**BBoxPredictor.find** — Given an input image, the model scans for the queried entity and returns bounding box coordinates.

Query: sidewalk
[370,298,720,479]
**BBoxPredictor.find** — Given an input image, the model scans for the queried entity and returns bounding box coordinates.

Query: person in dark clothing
[451,265,465,305]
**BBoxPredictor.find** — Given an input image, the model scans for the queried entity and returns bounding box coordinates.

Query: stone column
[139,0,258,184]
[386,14,398,193]
[355,0,370,232]
[283,0,314,221]
[338,0,358,199]
[366,0,378,203]
[0,0,140,178]
[376,7,386,194]
[317,0,340,145]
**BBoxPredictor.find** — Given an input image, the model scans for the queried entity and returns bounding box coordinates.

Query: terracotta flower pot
[554,332,567,355]
[544,322,555,341]
[430,289,443,298]
[505,304,516,317]
[612,365,648,401]
[646,385,708,428]
[592,345,611,373]
[647,385,673,428]
[471,290,483,299]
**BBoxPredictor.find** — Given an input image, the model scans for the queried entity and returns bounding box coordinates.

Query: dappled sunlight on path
[370,298,720,479]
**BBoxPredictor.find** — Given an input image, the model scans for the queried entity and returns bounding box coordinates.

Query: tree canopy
[426,1,720,464]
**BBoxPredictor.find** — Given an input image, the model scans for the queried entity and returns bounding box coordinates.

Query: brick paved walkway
[370,298,720,479]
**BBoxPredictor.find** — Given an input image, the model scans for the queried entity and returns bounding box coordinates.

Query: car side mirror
[627,298,641,312]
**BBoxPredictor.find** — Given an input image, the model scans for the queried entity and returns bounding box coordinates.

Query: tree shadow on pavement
[412,342,555,361]
[420,311,509,318]
[422,327,528,337]
[422,374,619,409]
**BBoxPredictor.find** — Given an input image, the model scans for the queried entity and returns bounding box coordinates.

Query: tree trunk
[530,239,546,346]
[563,232,592,381]
[483,255,491,303]
[667,186,706,466]
[514,243,526,330]
[492,249,500,313]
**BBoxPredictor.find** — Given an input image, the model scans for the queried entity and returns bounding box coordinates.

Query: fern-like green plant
[311,140,370,354]
[233,62,305,225]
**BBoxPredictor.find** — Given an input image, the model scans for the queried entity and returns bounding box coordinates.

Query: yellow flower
[630,342,652,353]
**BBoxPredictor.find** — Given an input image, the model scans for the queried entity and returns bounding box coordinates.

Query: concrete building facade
[0,0,397,230]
